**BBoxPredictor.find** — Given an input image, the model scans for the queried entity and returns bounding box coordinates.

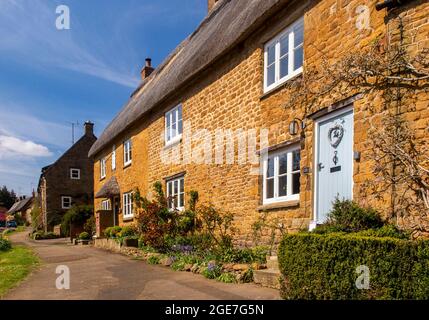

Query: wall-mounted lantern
[289,118,306,136]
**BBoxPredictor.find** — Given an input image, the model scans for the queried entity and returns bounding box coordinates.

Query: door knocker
[328,123,344,148]
[333,151,339,165]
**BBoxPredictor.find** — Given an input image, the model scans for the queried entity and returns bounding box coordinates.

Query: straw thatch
[95,176,121,199]
[88,0,290,158]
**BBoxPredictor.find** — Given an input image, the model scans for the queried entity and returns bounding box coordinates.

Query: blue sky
[0,0,206,196]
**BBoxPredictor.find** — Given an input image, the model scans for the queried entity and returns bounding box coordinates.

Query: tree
[0,186,17,209]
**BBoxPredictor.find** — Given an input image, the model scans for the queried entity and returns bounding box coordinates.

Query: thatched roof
[88,0,290,158]
[95,176,121,199]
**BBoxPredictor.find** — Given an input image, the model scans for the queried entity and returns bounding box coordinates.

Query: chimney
[208,0,219,13]
[141,58,154,80]
[84,121,94,136]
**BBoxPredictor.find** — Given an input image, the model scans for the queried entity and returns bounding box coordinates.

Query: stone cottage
[7,196,35,225]
[39,122,97,232]
[89,0,429,241]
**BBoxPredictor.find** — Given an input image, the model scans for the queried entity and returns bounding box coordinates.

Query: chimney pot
[141,57,154,80]
[84,121,94,136]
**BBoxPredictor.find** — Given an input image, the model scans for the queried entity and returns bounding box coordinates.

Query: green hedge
[278,233,429,300]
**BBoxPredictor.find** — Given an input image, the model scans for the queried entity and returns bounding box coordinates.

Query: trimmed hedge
[278,233,429,300]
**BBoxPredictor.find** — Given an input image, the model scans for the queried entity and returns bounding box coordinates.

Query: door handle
[318,163,324,171]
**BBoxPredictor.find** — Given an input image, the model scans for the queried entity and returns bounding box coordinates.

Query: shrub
[278,233,429,299]
[202,262,222,279]
[104,226,122,238]
[83,216,96,235]
[241,268,254,283]
[198,205,235,250]
[147,255,161,265]
[136,185,176,249]
[79,232,91,240]
[61,205,94,236]
[217,273,236,283]
[119,225,138,238]
[354,224,410,240]
[218,246,269,264]
[32,231,59,240]
[313,200,384,234]
[0,237,12,252]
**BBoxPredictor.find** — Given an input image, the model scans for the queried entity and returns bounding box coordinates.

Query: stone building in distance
[39,122,97,232]
[89,0,429,241]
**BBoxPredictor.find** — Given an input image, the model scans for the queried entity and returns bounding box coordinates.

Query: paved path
[4,231,280,300]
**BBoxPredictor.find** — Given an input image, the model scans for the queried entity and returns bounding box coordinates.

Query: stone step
[253,269,281,290]
[266,256,279,270]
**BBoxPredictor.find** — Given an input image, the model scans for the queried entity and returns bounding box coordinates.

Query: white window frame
[264,17,304,93]
[123,139,132,167]
[61,196,72,209]
[112,145,116,171]
[70,168,80,180]
[101,199,111,211]
[166,175,185,211]
[123,192,134,219]
[100,158,106,179]
[262,146,301,205]
[165,104,183,146]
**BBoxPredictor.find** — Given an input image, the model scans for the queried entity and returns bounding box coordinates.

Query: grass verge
[0,246,40,298]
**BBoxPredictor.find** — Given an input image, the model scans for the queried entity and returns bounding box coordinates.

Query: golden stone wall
[94,0,429,242]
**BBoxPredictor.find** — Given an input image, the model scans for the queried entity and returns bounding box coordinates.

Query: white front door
[315,107,354,224]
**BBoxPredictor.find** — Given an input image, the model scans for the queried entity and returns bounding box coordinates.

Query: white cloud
[0,0,139,88]
[0,135,52,158]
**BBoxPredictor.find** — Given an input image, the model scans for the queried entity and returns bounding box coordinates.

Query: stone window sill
[122,216,134,222]
[164,136,182,150]
[257,200,300,211]
[260,73,303,101]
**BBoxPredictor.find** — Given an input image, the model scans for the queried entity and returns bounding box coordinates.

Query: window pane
[172,121,177,137]
[266,178,274,199]
[280,55,289,78]
[174,180,178,195]
[180,178,184,193]
[178,105,182,121]
[172,110,177,126]
[293,150,301,171]
[179,193,184,208]
[178,119,183,135]
[279,175,287,197]
[294,46,303,71]
[294,22,304,47]
[166,114,171,129]
[279,153,288,174]
[267,44,275,65]
[267,65,275,86]
[292,172,301,195]
[280,36,289,57]
[267,158,274,177]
